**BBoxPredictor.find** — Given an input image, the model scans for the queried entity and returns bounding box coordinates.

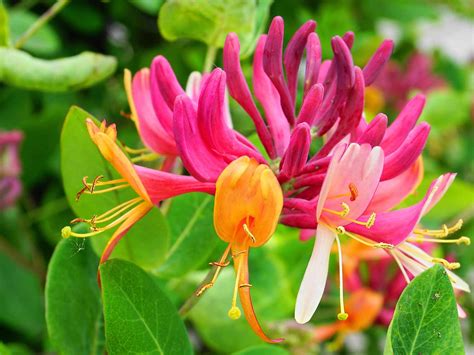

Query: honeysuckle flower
[295,143,385,324]
[0,130,23,209]
[195,156,284,343]
[61,119,214,265]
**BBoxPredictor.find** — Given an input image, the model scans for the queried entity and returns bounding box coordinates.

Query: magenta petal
[317,67,364,157]
[284,20,317,104]
[381,94,426,154]
[297,83,324,126]
[347,174,454,245]
[363,40,394,86]
[173,95,227,181]
[197,69,264,162]
[263,16,295,125]
[381,123,430,180]
[132,69,177,156]
[135,165,215,204]
[253,36,290,156]
[356,113,388,146]
[304,33,322,97]
[152,56,185,110]
[342,31,355,49]
[280,123,311,179]
[223,33,276,158]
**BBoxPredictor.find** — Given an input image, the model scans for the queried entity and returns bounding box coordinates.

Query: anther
[432,258,460,270]
[210,261,230,267]
[348,183,358,201]
[196,283,214,297]
[458,237,470,245]
[366,212,376,229]
[375,243,394,249]
[239,283,252,288]
[336,226,346,234]
[337,312,349,321]
[341,202,350,217]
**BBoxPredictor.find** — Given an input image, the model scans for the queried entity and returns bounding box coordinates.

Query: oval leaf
[386,264,464,354]
[158,193,218,278]
[100,259,192,354]
[45,239,104,355]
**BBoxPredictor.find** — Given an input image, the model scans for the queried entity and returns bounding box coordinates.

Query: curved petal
[295,223,336,324]
[135,165,215,204]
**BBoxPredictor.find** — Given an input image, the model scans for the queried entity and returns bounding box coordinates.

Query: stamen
[390,250,411,284]
[348,183,358,201]
[324,202,350,217]
[196,244,232,297]
[407,236,470,245]
[228,251,244,320]
[82,184,129,195]
[131,153,159,163]
[75,175,129,201]
[243,223,256,243]
[334,234,348,321]
[431,258,460,270]
[336,226,393,249]
[399,243,461,270]
[123,146,150,155]
[414,219,463,238]
[76,175,102,201]
[239,283,252,288]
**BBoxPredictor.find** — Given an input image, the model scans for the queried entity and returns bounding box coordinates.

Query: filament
[413,219,463,238]
[196,244,232,297]
[390,250,411,284]
[334,234,348,321]
[336,226,393,249]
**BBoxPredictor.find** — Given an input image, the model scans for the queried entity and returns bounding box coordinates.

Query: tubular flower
[195,156,284,343]
[295,143,385,324]
[61,119,215,265]
[0,130,23,209]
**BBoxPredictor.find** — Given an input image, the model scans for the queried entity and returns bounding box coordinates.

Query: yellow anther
[432,258,460,270]
[348,183,358,201]
[337,312,349,321]
[414,219,463,238]
[366,212,376,229]
[340,202,350,217]
[228,306,241,320]
[209,261,230,267]
[336,226,346,234]
[239,283,253,288]
[374,243,394,250]
[61,226,71,239]
[196,283,214,297]
[458,237,470,245]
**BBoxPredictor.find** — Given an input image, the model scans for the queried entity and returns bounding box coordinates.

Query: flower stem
[14,0,69,49]
[178,267,216,317]
[203,45,217,73]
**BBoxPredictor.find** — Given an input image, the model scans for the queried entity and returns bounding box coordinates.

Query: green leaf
[9,9,61,56]
[0,2,9,46]
[158,0,256,48]
[233,345,290,354]
[100,259,192,354]
[158,193,218,278]
[239,0,273,58]
[60,106,169,270]
[0,48,116,91]
[45,238,104,355]
[0,250,43,338]
[386,265,464,354]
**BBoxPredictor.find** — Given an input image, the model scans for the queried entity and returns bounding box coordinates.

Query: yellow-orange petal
[124,68,139,124]
[85,119,151,203]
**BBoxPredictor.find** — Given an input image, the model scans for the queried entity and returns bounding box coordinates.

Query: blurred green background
[0,0,472,354]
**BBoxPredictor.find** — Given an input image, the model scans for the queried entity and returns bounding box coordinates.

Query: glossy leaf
[386,265,464,354]
[158,193,218,278]
[45,238,104,355]
[233,345,290,355]
[130,0,164,15]
[158,0,256,48]
[60,106,170,269]
[0,48,116,92]
[0,2,9,46]
[100,259,192,355]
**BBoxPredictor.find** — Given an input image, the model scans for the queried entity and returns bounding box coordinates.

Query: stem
[14,0,69,49]
[178,267,216,317]
[203,45,217,73]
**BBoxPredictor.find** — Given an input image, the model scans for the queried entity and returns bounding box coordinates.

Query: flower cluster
[63,17,470,343]
[0,130,23,209]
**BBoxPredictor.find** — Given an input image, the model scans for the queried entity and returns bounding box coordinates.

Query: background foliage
[0,0,472,354]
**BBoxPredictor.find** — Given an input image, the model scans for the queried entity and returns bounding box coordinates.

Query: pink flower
[0,131,23,209]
